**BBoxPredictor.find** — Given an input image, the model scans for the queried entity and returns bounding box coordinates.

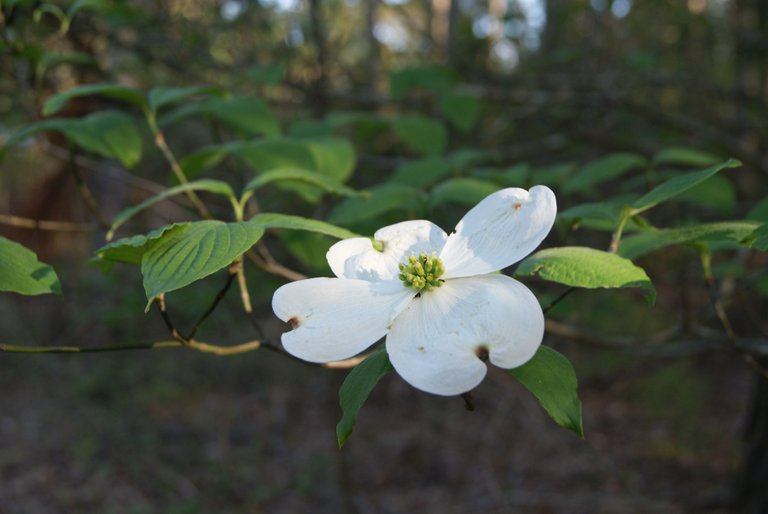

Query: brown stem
[0,214,95,232]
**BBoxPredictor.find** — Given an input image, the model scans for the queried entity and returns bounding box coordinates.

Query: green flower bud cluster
[399,252,445,292]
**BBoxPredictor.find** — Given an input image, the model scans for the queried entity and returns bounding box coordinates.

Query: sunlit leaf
[337,350,392,447]
[0,236,61,296]
[141,221,265,298]
[515,246,654,300]
[508,346,583,437]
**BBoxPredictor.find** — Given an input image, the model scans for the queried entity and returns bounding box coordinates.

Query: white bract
[272,186,557,395]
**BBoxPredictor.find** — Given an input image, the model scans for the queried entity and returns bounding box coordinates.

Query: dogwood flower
[272,186,557,396]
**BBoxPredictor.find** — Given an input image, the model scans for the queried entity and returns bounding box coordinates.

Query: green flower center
[398,252,445,292]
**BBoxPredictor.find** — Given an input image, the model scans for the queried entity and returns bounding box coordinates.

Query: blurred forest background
[2,0,768,512]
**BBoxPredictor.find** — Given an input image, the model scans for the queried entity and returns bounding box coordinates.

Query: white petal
[440,185,557,279]
[273,278,414,363]
[326,220,448,281]
[386,274,544,395]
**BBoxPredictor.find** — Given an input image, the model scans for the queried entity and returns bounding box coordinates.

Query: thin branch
[185,269,237,341]
[543,287,576,314]
[0,213,96,232]
[246,244,308,281]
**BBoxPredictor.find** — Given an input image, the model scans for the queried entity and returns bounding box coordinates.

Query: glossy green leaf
[243,168,361,198]
[630,159,741,215]
[249,213,361,240]
[0,236,61,296]
[108,180,236,240]
[652,146,721,167]
[439,92,481,133]
[337,350,393,447]
[43,83,145,116]
[5,111,143,168]
[515,246,654,299]
[508,346,583,437]
[141,221,265,298]
[327,183,423,226]
[147,85,220,114]
[564,153,647,193]
[391,116,447,156]
[429,178,498,207]
[619,221,761,259]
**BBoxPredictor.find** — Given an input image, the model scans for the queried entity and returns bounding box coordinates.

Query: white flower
[272,186,557,396]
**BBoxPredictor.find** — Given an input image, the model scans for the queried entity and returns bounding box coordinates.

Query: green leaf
[630,159,741,215]
[337,350,393,447]
[159,96,279,136]
[558,197,635,225]
[5,111,143,167]
[141,221,265,298]
[147,85,220,114]
[439,92,481,133]
[327,183,423,226]
[745,223,768,251]
[564,153,647,193]
[249,213,361,240]
[234,137,357,203]
[515,246,655,300]
[0,236,61,296]
[391,116,447,156]
[652,146,721,168]
[429,178,498,207]
[43,83,145,116]
[246,64,284,85]
[747,197,768,222]
[675,173,736,213]
[303,136,356,183]
[108,179,236,240]
[93,225,177,268]
[389,157,452,188]
[179,145,231,179]
[389,65,455,98]
[618,221,761,259]
[243,168,362,198]
[508,346,583,437]
[39,51,97,71]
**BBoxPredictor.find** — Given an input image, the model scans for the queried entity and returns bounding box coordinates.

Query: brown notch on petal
[475,345,490,362]
[513,202,523,211]
[288,316,300,329]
